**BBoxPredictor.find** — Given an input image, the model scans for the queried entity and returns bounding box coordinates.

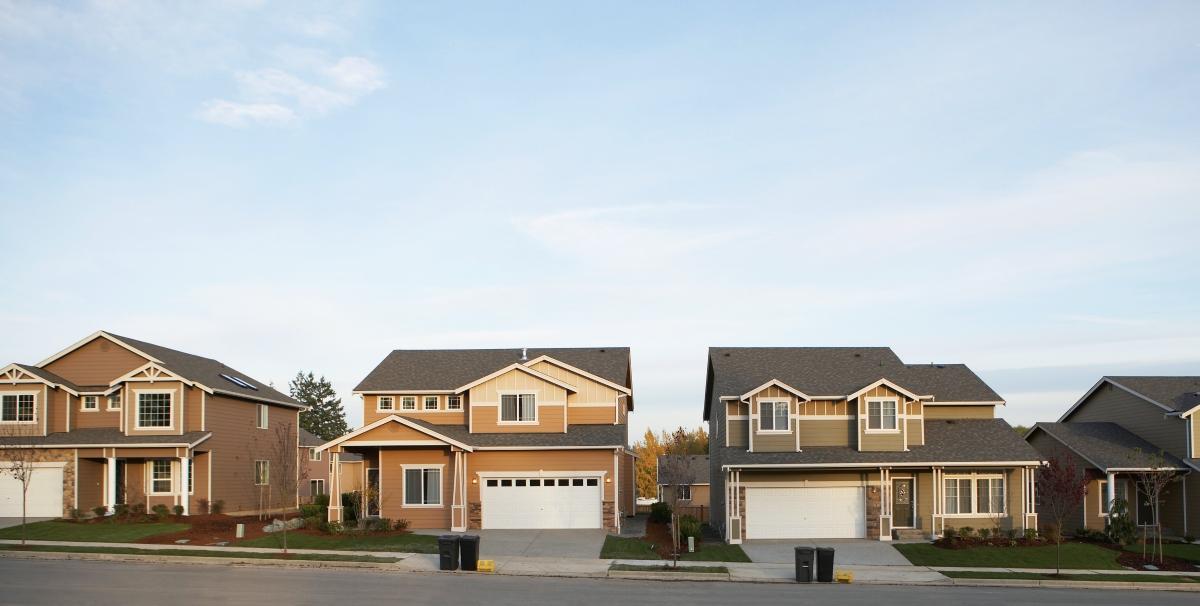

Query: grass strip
[941,570,1198,584]
[610,563,728,574]
[0,544,399,563]
[0,521,189,543]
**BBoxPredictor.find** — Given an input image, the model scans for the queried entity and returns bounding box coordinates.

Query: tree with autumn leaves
[632,426,708,499]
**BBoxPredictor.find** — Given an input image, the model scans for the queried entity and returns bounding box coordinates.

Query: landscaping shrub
[210,500,225,515]
[151,504,171,520]
[68,508,85,522]
[300,494,330,519]
[978,528,991,540]
[394,519,410,531]
[113,504,129,518]
[131,503,146,516]
[303,515,324,530]
[198,498,210,514]
[324,521,344,534]
[341,492,360,523]
[1105,499,1135,545]
[958,526,974,539]
[368,517,392,532]
[677,515,701,540]
[1005,529,1017,540]
[91,506,108,518]
[649,502,671,524]
[942,527,958,540]
[172,505,184,517]
[1183,535,1196,544]
[1023,528,1038,541]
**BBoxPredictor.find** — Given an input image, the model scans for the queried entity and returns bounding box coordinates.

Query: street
[0,558,1194,606]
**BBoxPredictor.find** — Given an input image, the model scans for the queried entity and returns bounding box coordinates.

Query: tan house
[299,428,329,502]
[0,331,305,518]
[1026,376,1199,537]
[657,454,710,521]
[320,348,636,532]
[705,347,1044,543]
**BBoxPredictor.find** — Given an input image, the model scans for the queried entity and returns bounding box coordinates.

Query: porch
[77,446,207,516]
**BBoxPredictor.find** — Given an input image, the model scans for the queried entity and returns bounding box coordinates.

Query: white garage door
[481,476,602,529]
[0,464,64,518]
[746,486,865,539]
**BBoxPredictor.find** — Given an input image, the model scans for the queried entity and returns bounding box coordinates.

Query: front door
[893,478,915,528]
[115,461,126,505]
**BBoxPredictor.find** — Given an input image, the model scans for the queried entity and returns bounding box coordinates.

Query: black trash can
[815,547,835,582]
[438,535,460,571]
[460,535,480,571]
[794,546,815,583]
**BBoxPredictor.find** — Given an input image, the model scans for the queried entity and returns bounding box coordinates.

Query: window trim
[133,390,175,430]
[82,395,99,411]
[401,396,417,411]
[678,484,692,501]
[149,460,174,495]
[942,472,1007,517]
[423,395,439,411]
[0,392,38,424]
[401,464,444,508]
[256,404,268,430]
[757,399,791,433]
[310,478,325,496]
[309,448,322,462]
[865,397,900,433]
[254,460,270,486]
[107,393,122,411]
[376,396,395,412]
[498,392,538,424]
[187,458,194,494]
[446,395,462,411]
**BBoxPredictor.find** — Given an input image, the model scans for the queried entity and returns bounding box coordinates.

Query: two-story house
[319,348,637,532]
[1026,376,1198,537]
[704,347,1044,543]
[0,331,304,518]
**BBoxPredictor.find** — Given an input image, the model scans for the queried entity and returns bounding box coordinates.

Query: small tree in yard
[658,454,697,568]
[0,426,39,546]
[1036,453,1089,576]
[266,421,305,554]
[1129,449,1177,565]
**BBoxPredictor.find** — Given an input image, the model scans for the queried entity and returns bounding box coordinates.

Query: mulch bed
[932,537,1047,550]
[1112,546,1198,572]
[136,514,276,545]
[643,520,718,559]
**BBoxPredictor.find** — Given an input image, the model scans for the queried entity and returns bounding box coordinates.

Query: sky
[2,1,1199,438]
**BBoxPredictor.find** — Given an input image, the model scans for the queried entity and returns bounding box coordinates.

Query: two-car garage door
[481,476,602,529]
[0,464,64,518]
[745,486,865,539]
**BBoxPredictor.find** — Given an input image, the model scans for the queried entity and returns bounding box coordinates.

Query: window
[447,395,462,410]
[310,479,325,496]
[136,392,172,428]
[378,396,394,411]
[500,393,536,422]
[867,398,898,431]
[401,396,416,411]
[1099,480,1128,516]
[151,460,173,494]
[257,404,268,429]
[220,373,258,390]
[677,484,692,500]
[83,395,98,410]
[759,400,789,432]
[944,474,1006,515]
[254,460,270,485]
[404,467,442,506]
[188,458,194,494]
[309,448,322,461]
[107,393,121,410]
[1,394,35,423]
[424,395,439,410]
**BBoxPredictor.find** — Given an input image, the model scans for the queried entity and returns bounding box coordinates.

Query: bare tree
[1130,449,1177,565]
[0,426,40,546]
[266,420,302,554]
[658,455,697,568]
[1036,453,1089,575]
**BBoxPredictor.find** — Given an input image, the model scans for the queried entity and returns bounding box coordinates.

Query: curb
[947,578,1200,592]
[608,570,731,582]
[0,550,401,571]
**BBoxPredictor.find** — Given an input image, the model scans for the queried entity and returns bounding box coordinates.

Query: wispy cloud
[196,100,296,128]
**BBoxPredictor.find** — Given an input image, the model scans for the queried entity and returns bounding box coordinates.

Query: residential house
[0,331,304,518]
[299,428,329,502]
[704,347,1043,543]
[657,454,710,522]
[1025,376,1199,537]
[320,348,637,531]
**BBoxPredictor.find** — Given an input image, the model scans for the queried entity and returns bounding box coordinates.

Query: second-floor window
[500,393,536,423]
[401,396,416,411]
[378,396,394,411]
[310,448,322,461]
[867,398,898,431]
[759,400,789,432]
[257,404,268,429]
[83,396,98,410]
[447,395,462,410]
[1,394,35,423]
[424,395,439,410]
[136,392,172,428]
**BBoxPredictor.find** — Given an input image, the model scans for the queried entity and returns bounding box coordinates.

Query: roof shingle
[354,348,632,393]
[1031,422,1191,471]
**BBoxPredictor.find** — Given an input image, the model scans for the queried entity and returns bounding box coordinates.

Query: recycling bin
[816,547,835,582]
[794,546,815,582]
[438,535,460,571]
[460,534,480,571]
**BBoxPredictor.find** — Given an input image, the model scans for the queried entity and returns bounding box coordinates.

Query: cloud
[324,56,384,95]
[196,100,296,127]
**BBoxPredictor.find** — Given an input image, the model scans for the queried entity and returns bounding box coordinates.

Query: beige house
[705,347,1043,543]
[0,331,305,518]
[657,454,711,522]
[320,348,636,532]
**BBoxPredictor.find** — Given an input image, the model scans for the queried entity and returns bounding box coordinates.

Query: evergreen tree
[290,372,349,440]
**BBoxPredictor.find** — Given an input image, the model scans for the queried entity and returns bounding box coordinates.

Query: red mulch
[643,520,719,559]
[136,514,278,545]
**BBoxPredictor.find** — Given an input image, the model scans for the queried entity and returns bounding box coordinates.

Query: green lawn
[941,570,1198,584]
[0,544,398,563]
[894,542,1123,570]
[599,535,659,560]
[0,521,188,543]
[681,543,751,562]
[236,531,439,553]
[610,563,729,574]
[1124,543,1200,564]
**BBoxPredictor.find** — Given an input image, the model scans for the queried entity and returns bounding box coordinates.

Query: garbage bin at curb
[816,547,835,583]
[460,535,480,571]
[438,535,461,571]
[794,546,815,583]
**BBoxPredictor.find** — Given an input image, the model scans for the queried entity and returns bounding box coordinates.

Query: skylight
[220,373,258,390]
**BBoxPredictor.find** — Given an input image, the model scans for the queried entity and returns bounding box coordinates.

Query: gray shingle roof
[14,364,83,392]
[704,347,1002,420]
[354,348,631,393]
[298,428,325,447]
[1106,376,1200,414]
[107,333,302,408]
[1030,422,1190,471]
[395,417,629,449]
[0,428,211,448]
[715,419,1042,467]
[657,455,709,485]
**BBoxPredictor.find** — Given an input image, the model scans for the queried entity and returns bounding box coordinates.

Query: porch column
[105,457,117,515]
[1106,472,1116,516]
[179,456,190,516]
[328,451,341,522]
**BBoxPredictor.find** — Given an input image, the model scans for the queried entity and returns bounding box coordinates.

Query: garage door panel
[0,464,64,518]
[746,486,865,539]
[481,477,601,529]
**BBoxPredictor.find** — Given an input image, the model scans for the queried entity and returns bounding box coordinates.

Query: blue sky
[2,1,1198,437]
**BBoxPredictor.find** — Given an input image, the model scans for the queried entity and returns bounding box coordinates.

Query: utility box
[438,535,460,571]
[794,546,815,583]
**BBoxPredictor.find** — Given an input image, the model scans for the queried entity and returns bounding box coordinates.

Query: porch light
[605,478,612,483]
[472,478,477,484]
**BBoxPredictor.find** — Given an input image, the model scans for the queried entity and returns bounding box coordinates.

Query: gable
[528,360,620,402]
[348,422,442,443]
[43,336,149,386]
[467,367,569,404]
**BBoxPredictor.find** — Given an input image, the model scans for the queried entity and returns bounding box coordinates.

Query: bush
[210,500,225,515]
[198,498,210,515]
[978,528,991,540]
[677,515,701,540]
[365,517,392,532]
[324,521,344,534]
[68,508,85,521]
[131,503,146,516]
[341,492,361,523]
[151,504,171,520]
[303,515,324,531]
[649,502,671,524]
[1023,528,1038,541]
[1005,528,1017,540]
[172,505,184,517]
[1183,535,1196,544]
[92,506,109,518]
[1105,499,1136,545]
[1044,524,1062,544]
[394,519,410,531]
[958,526,974,539]
[113,503,129,518]
[942,527,958,540]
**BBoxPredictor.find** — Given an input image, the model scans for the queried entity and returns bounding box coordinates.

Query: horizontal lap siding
[751,387,796,452]
[205,395,299,515]
[567,406,617,424]
[1066,383,1188,459]
[123,381,184,437]
[363,395,467,426]
[858,386,905,452]
[350,422,441,443]
[185,386,204,432]
[0,384,47,436]
[924,406,995,419]
[77,457,104,511]
[43,338,147,386]
[472,403,565,433]
[798,420,853,447]
[469,370,568,433]
[378,448,453,529]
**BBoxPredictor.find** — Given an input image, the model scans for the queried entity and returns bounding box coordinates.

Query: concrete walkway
[741,539,911,566]
[412,528,607,558]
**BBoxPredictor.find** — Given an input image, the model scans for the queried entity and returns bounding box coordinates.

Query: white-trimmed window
[1,394,35,423]
[403,466,442,506]
[377,396,394,411]
[136,392,172,428]
[310,448,322,461]
[257,404,268,429]
[187,458,194,494]
[677,484,692,500]
[83,395,99,411]
[150,460,173,494]
[944,473,1006,515]
[310,479,325,496]
[500,393,536,423]
[424,395,439,411]
[254,460,270,485]
[1099,479,1128,516]
[401,396,417,411]
[759,400,790,432]
[447,395,462,410]
[107,393,121,410]
[867,398,898,432]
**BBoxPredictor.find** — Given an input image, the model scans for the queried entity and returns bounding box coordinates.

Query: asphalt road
[0,558,1194,606]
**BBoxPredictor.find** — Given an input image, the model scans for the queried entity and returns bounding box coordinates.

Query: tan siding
[123,381,184,436]
[924,405,995,420]
[529,360,621,404]
[472,402,566,434]
[377,447,453,529]
[1066,382,1188,458]
[363,394,468,426]
[857,386,906,452]
[1192,416,1198,459]
[43,337,149,386]
[339,461,364,492]
[622,451,636,516]
[77,457,104,511]
[299,447,328,499]
[906,418,924,446]
[751,387,796,452]
[467,449,616,506]
[184,386,204,432]
[348,422,443,443]
[204,394,299,515]
[190,451,210,514]
[567,406,617,424]
[0,384,47,436]
[797,419,854,447]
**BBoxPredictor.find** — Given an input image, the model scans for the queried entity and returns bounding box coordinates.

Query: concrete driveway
[0,517,53,530]
[415,528,608,558]
[741,539,911,566]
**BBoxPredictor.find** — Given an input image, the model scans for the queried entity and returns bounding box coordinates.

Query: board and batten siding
[857,385,907,452]
[468,368,568,434]
[749,386,797,452]
[1065,382,1188,459]
[725,401,749,448]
